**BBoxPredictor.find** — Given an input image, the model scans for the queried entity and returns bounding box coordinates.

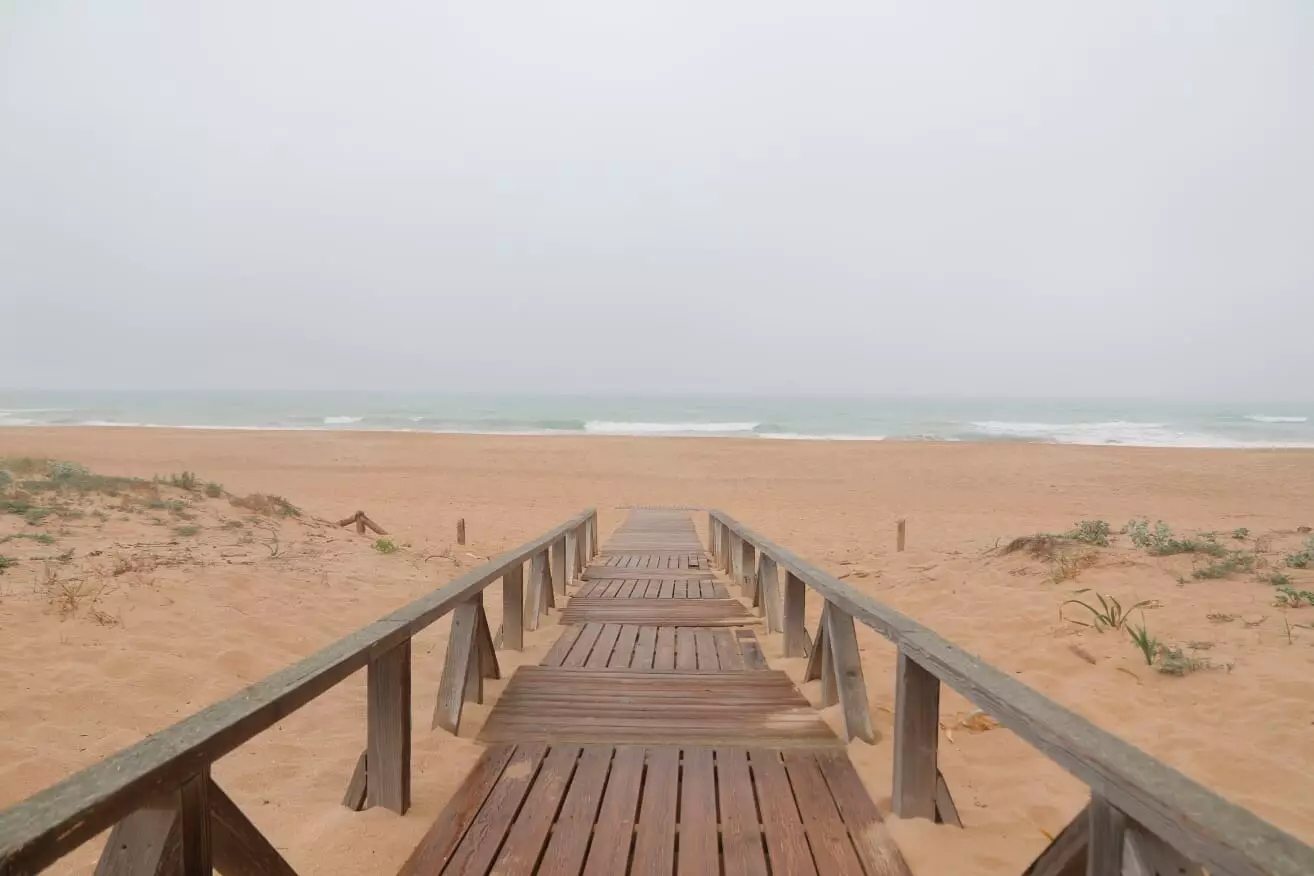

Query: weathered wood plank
[559,598,756,626]
[526,552,547,632]
[815,751,913,876]
[717,748,768,876]
[826,606,876,744]
[502,564,524,651]
[804,605,829,683]
[441,744,547,875]
[678,748,719,876]
[892,650,940,820]
[1124,823,1204,876]
[675,628,698,671]
[759,554,781,632]
[609,624,641,669]
[653,626,676,670]
[366,639,411,813]
[694,629,720,672]
[551,537,566,599]
[491,745,580,874]
[563,623,605,669]
[750,750,817,876]
[783,571,807,657]
[537,746,611,876]
[713,629,745,671]
[782,752,865,875]
[581,746,644,876]
[475,599,500,681]
[585,624,623,669]
[565,530,578,588]
[631,748,678,876]
[737,630,770,670]
[540,624,583,668]
[433,600,479,733]
[631,625,657,670]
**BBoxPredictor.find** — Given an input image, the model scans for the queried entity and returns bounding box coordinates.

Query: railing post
[707,512,716,553]
[730,531,743,587]
[783,572,807,657]
[740,538,755,595]
[565,528,578,587]
[502,562,524,651]
[367,639,411,814]
[893,649,938,820]
[1088,796,1128,876]
[551,536,567,598]
[758,553,781,632]
[179,769,212,876]
[526,549,549,631]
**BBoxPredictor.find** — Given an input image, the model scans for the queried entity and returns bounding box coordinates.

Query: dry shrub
[230,494,301,518]
[1003,534,1066,559]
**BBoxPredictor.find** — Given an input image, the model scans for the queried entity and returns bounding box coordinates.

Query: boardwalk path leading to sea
[399,509,911,876]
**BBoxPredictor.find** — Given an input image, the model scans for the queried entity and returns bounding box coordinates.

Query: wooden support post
[1088,796,1127,876]
[1021,803,1089,876]
[456,518,466,545]
[342,750,368,811]
[178,770,211,876]
[804,604,830,684]
[474,597,500,682]
[209,780,299,875]
[355,515,366,535]
[758,554,782,632]
[730,532,742,584]
[551,537,567,597]
[897,518,906,552]
[825,605,878,744]
[893,650,940,820]
[94,792,181,875]
[565,529,578,586]
[525,551,546,632]
[707,512,716,553]
[433,600,479,733]
[367,639,411,815]
[935,770,962,827]
[783,572,807,657]
[740,538,755,597]
[502,563,524,651]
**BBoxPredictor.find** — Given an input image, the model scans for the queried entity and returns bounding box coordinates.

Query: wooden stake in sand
[337,511,387,536]
[897,518,906,552]
[457,518,466,545]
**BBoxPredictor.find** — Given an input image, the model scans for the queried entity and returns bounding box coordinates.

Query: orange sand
[1,428,1312,874]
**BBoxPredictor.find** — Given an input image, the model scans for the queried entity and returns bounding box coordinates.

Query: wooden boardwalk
[400,510,910,876]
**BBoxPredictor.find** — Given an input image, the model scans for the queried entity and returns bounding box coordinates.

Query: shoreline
[3,422,1314,450]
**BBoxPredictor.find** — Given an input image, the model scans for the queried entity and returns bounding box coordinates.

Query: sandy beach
[2,427,1313,874]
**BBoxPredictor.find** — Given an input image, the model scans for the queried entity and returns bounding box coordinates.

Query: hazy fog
[1,2,1311,397]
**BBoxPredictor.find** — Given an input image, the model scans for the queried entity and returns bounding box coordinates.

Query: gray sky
[2,2,1311,397]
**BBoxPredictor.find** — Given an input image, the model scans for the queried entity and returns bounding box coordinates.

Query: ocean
[0,392,1311,449]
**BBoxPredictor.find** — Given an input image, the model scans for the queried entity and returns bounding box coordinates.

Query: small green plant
[204,482,223,498]
[1283,537,1314,569]
[1066,520,1110,547]
[1062,593,1152,632]
[0,555,16,573]
[23,507,51,526]
[373,538,399,554]
[1232,527,1250,540]
[174,524,201,537]
[1125,518,1226,557]
[49,461,91,480]
[1128,623,1159,665]
[0,457,51,476]
[1192,551,1255,580]
[1265,571,1292,587]
[0,471,11,491]
[1275,586,1314,608]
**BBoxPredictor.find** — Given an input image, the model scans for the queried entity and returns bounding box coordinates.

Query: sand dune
[2,428,1312,874]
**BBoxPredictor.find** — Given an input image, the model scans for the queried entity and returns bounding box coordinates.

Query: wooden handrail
[0,508,596,875]
[709,509,1314,876]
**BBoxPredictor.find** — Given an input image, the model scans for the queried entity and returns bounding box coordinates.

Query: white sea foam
[323,415,364,425]
[969,420,1314,449]
[758,432,886,441]
[583,421,759,435]
[1246,414,1308,424]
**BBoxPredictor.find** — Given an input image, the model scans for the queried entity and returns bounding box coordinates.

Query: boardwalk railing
[709,510,1314,876]
[0,509,598,876]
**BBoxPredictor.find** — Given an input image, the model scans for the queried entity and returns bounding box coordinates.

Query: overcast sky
[1,2,1311,397]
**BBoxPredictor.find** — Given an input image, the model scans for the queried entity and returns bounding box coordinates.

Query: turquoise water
[1,391,1311,448]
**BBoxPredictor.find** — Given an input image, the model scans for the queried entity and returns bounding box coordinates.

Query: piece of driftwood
[897,518,906,552]
[336,511,387,535]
